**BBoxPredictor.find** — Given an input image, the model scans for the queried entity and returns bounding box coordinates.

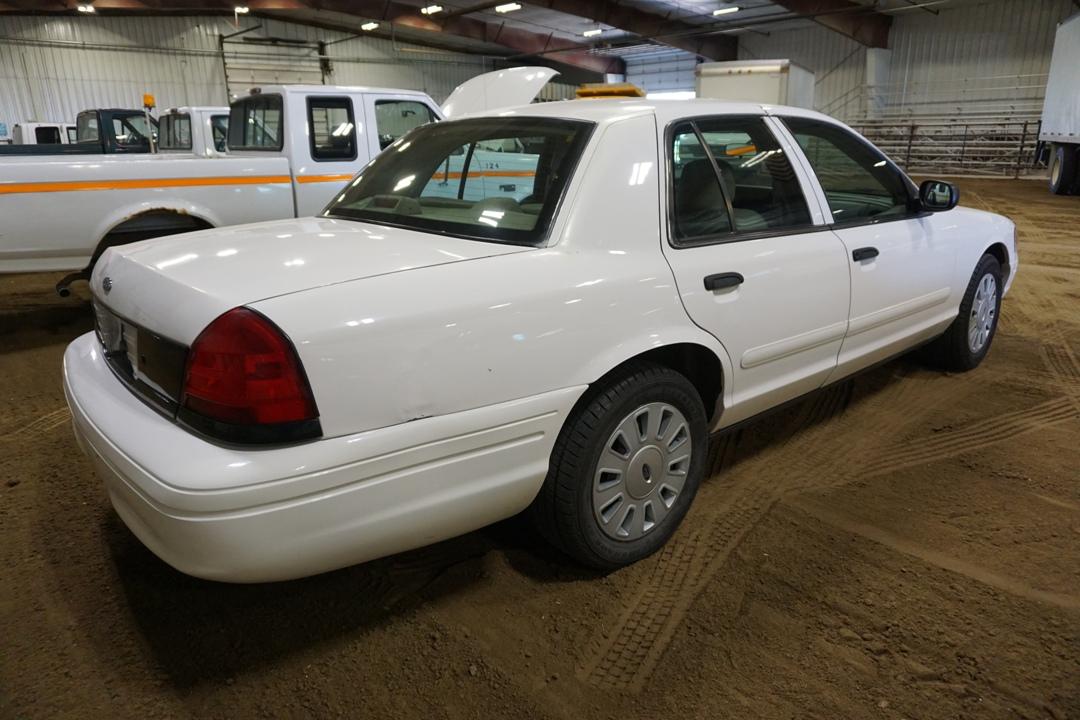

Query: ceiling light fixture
[76,3,95,12]
[494,3,522,13]
[713,5,739,15]
[420,4,443,14]
[582,28,602,37]
[234,5,250,13]
[361,21,379,30]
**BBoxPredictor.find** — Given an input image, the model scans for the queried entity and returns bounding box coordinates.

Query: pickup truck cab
[0,67,556,290]
[158,106,230,157]
[0,109,156,156]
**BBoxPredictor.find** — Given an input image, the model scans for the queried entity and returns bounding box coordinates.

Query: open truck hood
[441,66,559,119]
[92,217,530,344]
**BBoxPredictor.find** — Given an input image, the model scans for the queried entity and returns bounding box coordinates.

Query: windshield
[323,117,594,245]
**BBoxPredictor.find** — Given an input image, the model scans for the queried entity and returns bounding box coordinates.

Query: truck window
[307,97,356,161]
[159,113,192,151]
[76,113,99,143]
[228,94,284,151]
[375,100,436,150]
[35,126,62,144]
[66,126,77,143]
[113,115,152,149]
[211,115,229,152]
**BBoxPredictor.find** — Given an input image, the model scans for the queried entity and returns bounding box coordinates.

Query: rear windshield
[323,117,594,246]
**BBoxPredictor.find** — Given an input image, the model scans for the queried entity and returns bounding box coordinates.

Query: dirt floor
[1,178,1078,720]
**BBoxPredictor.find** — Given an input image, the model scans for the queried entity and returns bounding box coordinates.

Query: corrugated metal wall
[0,14,494,124]
[737,0,1073,118]
[739,23,866,115]
[624,48,699,93]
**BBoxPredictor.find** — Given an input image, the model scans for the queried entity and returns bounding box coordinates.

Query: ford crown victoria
[63,99,1017,582]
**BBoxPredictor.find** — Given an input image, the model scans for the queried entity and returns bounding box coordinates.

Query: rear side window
[159,113,192,151]
[670,116,812,243]
[76,113,99,143]
[35,126,61,144]
[307,97,356,161]
[66,126,77,143]
[228,94,283,151]
[375,100,436,150]
[783,117,914,224]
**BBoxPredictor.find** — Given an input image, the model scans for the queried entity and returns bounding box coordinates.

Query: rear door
[778,116,957,379]
[660,114,851,427]
[292,94,363,216]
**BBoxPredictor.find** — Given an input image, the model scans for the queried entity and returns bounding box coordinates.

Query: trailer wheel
[1049,143,1078,195]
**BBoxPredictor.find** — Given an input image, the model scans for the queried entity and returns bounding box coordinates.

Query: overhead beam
[0,0,625,75]
[529,0,738,60]
[770,0,891,48]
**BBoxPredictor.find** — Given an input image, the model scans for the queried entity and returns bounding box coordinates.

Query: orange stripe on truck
[0,175,293,195]
[441,170,537,179]
[296,173,356,184]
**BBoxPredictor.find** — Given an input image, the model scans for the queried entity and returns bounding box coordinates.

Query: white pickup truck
[0,67,556,293]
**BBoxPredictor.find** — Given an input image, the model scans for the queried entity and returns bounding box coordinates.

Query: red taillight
[181,308,318,431]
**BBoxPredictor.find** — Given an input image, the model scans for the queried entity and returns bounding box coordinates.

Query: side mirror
[919,179,959,212]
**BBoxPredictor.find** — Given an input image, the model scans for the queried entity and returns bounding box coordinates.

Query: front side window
[112,114,152,149]
[159,113,192,151]
[670,116,812,243]
[228,94,283,151]
[324,117,593,245]
[308,97,356,161]
[374,100,436,150]
[784,117,915,224]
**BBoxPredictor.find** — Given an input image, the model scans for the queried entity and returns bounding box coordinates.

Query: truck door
[291,95,365,217]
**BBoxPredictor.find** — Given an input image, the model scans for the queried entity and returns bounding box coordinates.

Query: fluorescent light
[713,5,739,15]
[495,3,521,12]
[234,5,249,13]
[583,28,603,37]
[76,3,95,12]
[361,21,379,30]
[421,4,443,14]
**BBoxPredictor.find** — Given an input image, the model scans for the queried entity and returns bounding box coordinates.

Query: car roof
[250,84,431,98]
[482,98,843,129]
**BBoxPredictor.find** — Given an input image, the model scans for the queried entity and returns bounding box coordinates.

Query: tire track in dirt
[578,376,944,691]
[860,396,1076,478]
[0,407,71,442]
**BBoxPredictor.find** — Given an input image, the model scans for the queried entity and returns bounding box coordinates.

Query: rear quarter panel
[254,113,732,438]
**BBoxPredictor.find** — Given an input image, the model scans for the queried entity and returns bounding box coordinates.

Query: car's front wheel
[531,362,708,570]
[925,253,1003,372]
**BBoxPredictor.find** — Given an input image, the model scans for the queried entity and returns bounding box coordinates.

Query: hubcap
[967,272,998,354]
[1052,154,1062,185]
[592,402,692,542]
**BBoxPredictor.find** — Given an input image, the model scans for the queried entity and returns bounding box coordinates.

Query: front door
[780,117,957,378]
[661,115,851,427]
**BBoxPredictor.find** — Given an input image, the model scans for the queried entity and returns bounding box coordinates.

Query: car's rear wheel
[924,253,1003,372]
[530,362,708,570]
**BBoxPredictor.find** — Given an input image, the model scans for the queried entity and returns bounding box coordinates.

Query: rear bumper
[63,332,582,582]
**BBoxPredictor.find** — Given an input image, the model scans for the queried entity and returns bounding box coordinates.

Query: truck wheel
[923,254,1003,372]
[1049,143,1077,195]
[530,362,707,570]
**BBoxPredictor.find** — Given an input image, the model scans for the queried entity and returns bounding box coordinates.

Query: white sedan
[64,99,1017,582]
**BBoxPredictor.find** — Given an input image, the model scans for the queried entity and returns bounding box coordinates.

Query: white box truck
[695,59,815,109]
[1041,13,1080,195]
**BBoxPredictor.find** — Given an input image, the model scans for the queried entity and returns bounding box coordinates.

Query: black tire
[530,362,708,570]
[1049,143,1078,196]
[924,254,1003,372]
